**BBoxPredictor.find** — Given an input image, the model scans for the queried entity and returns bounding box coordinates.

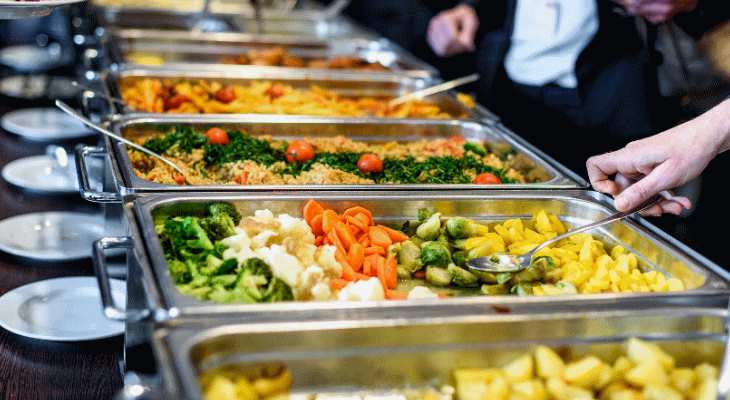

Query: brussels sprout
[409,236,425,247]
[511,264,544,284]
[398,240,423,273]
[426,266,451,287]
[436,232,451,249]
[447,264,479,287]
[510,283,534,296]
[496,272,513,285]
[417,208,435,222]
[453,239,468,250]
[420,241,451,267]
[481,284,508,295]
[397,266,413,279]
[401,220,421,236]
[445,217,476,239]
[387,242,402,257]
[472,270,498,284]
[452,251,467,267]
[416,212,442,241]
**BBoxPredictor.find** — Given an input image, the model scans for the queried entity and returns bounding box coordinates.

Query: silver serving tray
[106,29,438,80]
[91,191,730,324]
[99,66,490,120]
[150,308,727,399]
[75,115,585,202]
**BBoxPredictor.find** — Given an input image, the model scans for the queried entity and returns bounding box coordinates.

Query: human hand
[614,0,698,24]
[427,4,479,57]
[586,109,727,216]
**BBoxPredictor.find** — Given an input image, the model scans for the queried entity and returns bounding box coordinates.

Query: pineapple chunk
[235,377,260,400]
[694,378,719,400]
[546,378,595,400]
[605,389,642,400]
[503,354,534,383]
[669,368,696,394]
[534,346,565,379]
[453,369,504,400]
[612,356,634,379]
[624,361,668,387]
[508,380,546,400]
[695,363,719,381]
[204,376,238,400]
[625,338,675,370]
[594,363,614,390]
[564,356,605,388]
[641,384,682,400]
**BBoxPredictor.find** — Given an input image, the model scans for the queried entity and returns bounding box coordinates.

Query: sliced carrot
[334,221,355,251]
[413,270,426,279]
[303,200,325,224]
[330,278,349,291]
[341,264,356,281]
[321,209,339,234]
[346,215,369,232]
[385,254,398,289]
[310,214,324,236]
[369,226,392,249]
[385,289,408,300]
[343,206,372,224]
[363,257,372,276]
[355,272,370,281]
[348,224,360,236]
[329,230,347,256]
[354,212,371,227]
[365,246,386,256]
[357,233,370,248]
[378,225,409,243]
[314,236,324,246]
[348,243,365,272]
[375,256,387,291]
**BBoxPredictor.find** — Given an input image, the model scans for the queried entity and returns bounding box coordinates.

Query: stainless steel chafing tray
[99,66,489,120]
[147,308,726,399]
[105,29,438,80]
[74,115,585,202]
[91,191,730,324]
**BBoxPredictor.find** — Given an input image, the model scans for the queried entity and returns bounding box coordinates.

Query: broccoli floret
[163,216,214,259]
[420,241,451,267]
[234,258,293,303]
[463,142,487,156]
[201,255,238,276]
[425,266,451,287]
[168,259,191,284]
[447,264,479,287]
[200,203,241,241]
[262,278,294,302]
[445,217,477,239]
[210,274,238,288]
[398,240,423,273]
[416,212,442,241]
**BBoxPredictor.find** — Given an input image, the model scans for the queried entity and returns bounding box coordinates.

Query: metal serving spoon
[466,191,674,274]
[388,74,479,107]
[55,100,188,179]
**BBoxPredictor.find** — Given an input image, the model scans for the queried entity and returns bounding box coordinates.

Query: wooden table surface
[0,95,123,400]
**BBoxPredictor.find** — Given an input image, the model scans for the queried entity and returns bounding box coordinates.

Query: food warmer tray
[75,115,586,202]
[138,307,727,399]
[91,190,730,325]
[97,66,493,121]
[104,29,438,80]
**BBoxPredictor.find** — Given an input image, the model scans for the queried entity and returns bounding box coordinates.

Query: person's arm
[613,0,698,24]
[426,3,479,57]
[586,99,730,216]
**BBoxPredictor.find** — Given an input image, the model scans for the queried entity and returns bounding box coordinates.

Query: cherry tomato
[357,153,383,174]
[165,94,190,110]
[265,84,285,100]
[285,140,315,163]
[205,127,229,145]
[173,173,186,185]
[473,172,501,184]
[233,171,249,184]
[215,86,236,104]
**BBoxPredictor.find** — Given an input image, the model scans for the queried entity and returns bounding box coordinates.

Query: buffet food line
[2,1,730,399]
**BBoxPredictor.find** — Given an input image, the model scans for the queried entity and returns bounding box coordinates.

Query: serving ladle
[54,100,188,180]
[466,191,674,274]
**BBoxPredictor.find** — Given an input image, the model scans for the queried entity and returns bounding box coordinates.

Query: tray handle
[75,145,122,203]
[93,237,151,322]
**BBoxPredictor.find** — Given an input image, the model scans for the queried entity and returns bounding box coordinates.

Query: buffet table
[0,97,121,400]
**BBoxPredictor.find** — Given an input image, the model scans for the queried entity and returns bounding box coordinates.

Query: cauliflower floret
[277,214,315,244]
[221,231,251,251]
[253,209,275,222]
[408,286,439,300]
[311,282,333,301]
[294,243,317,267]
[255,245,304,289]
[338,278,385,301]
[251,230,277,249]
[299,265,325,299]
[316,245,343,278]
[223,246,258,264]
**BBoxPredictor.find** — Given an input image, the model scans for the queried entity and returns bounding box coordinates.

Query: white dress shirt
[504,0,599,88]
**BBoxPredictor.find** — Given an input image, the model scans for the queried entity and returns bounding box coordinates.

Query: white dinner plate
[0,44,62,72]
[2,155,79,194]
[0,212,104,261]
[0,277,125,342]
[1,108,93,141]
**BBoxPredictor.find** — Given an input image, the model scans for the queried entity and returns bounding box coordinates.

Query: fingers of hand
[639,204,664,217]
[614,161,675,211]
